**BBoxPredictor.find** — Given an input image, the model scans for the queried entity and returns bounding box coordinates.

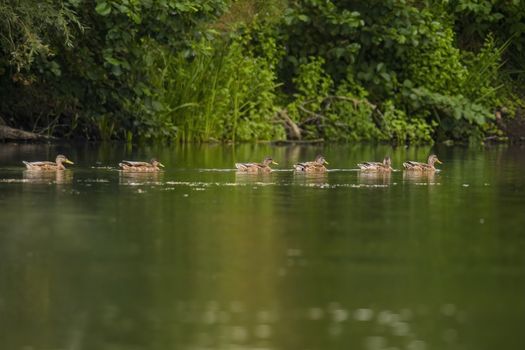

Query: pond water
[0,143,524,350]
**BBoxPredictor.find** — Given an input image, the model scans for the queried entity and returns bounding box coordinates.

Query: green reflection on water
[0,143,524,350]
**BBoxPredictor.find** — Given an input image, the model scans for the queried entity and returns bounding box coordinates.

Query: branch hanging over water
[276,109,302,140]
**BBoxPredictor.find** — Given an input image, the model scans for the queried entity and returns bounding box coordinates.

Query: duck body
[358,156,392,172]
[119,159,164,172]
[23,155,74,171]
[235,157,278,173]
[403,155,442,172]
[294,155,329,173]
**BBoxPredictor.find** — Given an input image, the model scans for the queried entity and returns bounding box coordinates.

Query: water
[0,143,524,350]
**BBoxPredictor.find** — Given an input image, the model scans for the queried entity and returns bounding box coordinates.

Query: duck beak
[158,163,165,168]
[272,161,279,165]
[436,159,443,164]
[324,161,329,165]
[65,159,74,165]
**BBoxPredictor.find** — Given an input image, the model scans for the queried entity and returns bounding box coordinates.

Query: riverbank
[2,1,524,144]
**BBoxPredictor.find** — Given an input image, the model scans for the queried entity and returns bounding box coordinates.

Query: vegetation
[1,0,524,144]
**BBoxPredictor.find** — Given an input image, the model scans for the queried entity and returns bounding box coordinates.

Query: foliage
[0,0,81,74]
[380,101,436,144]
[444,0,525,62]
[0,0,521,144]
[284,58,435,143]
[285,58,377,141]
[273,0,509,143]
[1,0,228,139]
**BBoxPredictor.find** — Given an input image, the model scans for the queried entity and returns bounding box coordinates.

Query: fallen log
[271,138,324,145]
[0,125,54,141]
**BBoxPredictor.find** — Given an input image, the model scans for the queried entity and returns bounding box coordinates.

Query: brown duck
[358,156,393,172]
[23,154,74,171]
[119,159,165,172]
[294,155,329,173]
[235,157,278,173]
[403,154,442,171]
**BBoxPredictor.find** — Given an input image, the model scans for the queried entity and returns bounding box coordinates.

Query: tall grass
[462,35,510,104]
[142,37,284,142]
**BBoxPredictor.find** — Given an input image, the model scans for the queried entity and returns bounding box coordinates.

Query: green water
[0,143,524,350]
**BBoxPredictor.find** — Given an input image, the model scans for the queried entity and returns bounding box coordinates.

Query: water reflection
[22,170,73,184]
[293,172,328,186]
[357,171,392,186]
[402,170,438,184]
[118,171,163,185]
[235,171,275,185]
[0,144,524,350]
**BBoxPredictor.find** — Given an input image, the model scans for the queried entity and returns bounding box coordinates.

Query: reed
[143,36,282,143]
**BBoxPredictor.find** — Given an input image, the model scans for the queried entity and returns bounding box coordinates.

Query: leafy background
[1,0,524,144]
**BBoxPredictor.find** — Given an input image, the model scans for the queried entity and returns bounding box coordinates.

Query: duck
[119,159,165,172]
[357,156,393,172]
[403,154,442,171]
[22,154,74,170]
[235,156,278,173]
[294,155,329,173]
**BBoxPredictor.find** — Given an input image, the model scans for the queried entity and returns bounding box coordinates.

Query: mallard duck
[22,154,74,170]
[119,159,165,172]
[357,156,393,172]
[235,156,278,173]
[403,154,442,171]
[294,155,329,173]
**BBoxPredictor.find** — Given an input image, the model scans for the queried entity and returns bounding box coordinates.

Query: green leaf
[49,61,62,77]
[95,2,112,16]
[298,14,309,22]
[380,72,391,82]
[104,56,121,66]
[111,65,122,76]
